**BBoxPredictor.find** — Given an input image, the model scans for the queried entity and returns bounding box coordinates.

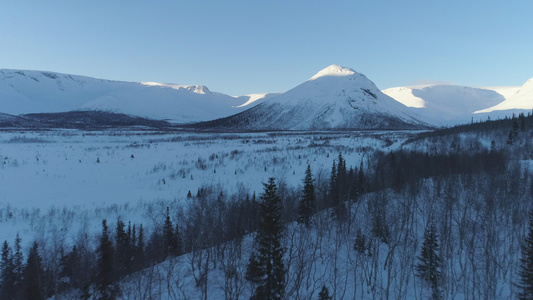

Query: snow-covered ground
[0,129,412,250]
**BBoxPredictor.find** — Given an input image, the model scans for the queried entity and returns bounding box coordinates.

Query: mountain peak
[309,65,356,80]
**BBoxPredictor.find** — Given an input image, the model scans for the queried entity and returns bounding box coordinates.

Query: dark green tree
[96,219,119,300]
[297,164,316,227]
[518,210,533,299]
[1,240,15,299]
[163,207,180,257]
[13,234,23,289]
[415,219,442,299]
[115,217,131,279]
[247,178,286,299]
[330,156,348,222]
[23,241,45,300]
[318,284,333,300]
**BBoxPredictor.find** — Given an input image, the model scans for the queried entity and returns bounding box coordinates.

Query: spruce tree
[13,234,23,291]
[97,219,119,300]
[23,241,45,300]
[518,210,533,299]
[134,224,145,271]
[415,219,442,299]
[115,217,130,278]
[163,207,179,257]
[247,178,286,299]
[298,164,316,227]
[318,284,333,300]
[1,240,15,299]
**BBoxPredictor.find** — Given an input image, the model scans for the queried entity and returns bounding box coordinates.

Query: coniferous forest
[1,113,533,299]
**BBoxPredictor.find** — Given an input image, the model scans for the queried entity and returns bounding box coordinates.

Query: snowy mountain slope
[383,81,533,126]
[0,69,270,123]
[475,78,533,114]
[383,85,510,126]
[194,65,430,130]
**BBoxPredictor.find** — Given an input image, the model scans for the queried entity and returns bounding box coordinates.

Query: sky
[1,1,532,96]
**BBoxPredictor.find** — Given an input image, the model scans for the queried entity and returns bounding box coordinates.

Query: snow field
[0,130,406,251]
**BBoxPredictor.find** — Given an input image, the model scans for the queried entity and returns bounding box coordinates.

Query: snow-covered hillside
[475,78,533,115]
[383,80,532,126]
[0,69,271,123]
[383,85,513,126]
[197,65,429,130]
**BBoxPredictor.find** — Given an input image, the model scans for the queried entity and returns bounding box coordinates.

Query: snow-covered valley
[0,117,531,299]
[0,129,406,248]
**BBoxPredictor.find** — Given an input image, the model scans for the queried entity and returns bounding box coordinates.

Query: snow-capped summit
[309,65,356,80]
[195,65,429,130]
[140,82,211,94]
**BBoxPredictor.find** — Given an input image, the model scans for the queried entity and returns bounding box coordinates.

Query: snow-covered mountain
[382,85,509,126]
[383,80,532,126]
[196,65,430,130]
[0,69,271,123]
[474,78,533,116]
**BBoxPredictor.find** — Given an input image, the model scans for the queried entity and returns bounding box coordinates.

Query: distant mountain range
[0,66,531,130]
[0,69,275,123]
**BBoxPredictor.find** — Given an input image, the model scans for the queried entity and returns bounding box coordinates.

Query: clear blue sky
[1,1,532,96]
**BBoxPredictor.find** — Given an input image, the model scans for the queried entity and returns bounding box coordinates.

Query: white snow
[309,64,356,80]
[383,84,524,126]
[475,78,533,113]
[0,69,266,123]
[0,129,403,250]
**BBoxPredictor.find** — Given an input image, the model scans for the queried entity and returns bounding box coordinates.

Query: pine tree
[297,164,316,227]
[114,217,132,279]
[60,245,80,288]
[23,241,45,300]
[330,158,347,222]
[318,284,333,300]
[247,178,286,299]
[97,219,119,300]
[415,219,442,299]
[329,160,338,207]
[1,240,15,299]
[163,207,179,257]
[518,210,533,299]
[133,224,145,271]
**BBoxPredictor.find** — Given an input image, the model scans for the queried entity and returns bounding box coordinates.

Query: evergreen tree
[115,217,132,279]
[97,219,119,300]
[13,234,23,289]
[329,160,338,207]
[174,223,183,256]
[330,157,348,222]
[1,240,15,299]
[247,178,286,299]
[415,219,442,299]
[23,241,45,300]
[297,164,316,227]
[60,245,80,289]
[163,207,180,257]
[518,210,533,299]
[133,224,145,271]
[318,284,333,300]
